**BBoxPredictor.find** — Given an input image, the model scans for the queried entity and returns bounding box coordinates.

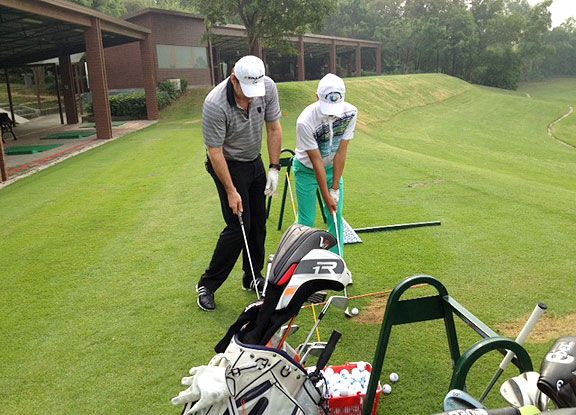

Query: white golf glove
[171,365,230,413]
[329,188,340,204]
[264,168,279,197]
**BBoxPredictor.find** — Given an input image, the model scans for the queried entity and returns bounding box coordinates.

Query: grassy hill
[1,75,575,414]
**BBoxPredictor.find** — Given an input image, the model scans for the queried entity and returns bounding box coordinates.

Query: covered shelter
[0,0,159,182]
[210,25,382,83]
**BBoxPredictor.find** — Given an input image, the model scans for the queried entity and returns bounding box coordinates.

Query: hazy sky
[527,0,576,27]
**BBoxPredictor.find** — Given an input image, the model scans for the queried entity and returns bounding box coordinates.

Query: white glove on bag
[171,365,230,413]
[264,168,279,197]
[329,188,340,204]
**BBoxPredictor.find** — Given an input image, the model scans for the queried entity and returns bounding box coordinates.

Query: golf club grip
[313,330,341,376]
[499,302,547,370]
[237,212,244,225]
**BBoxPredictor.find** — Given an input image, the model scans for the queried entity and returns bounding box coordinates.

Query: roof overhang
[0,0,151,67]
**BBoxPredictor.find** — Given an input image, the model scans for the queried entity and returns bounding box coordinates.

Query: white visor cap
[317,73,346,116]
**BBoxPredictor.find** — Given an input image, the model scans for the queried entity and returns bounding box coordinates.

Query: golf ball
[383,383,392,394]
[351,307,359,315]
[389,372,399,383]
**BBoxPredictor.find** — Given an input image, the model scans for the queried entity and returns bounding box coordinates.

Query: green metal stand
[362,275,533,414]
[267,148,326,231]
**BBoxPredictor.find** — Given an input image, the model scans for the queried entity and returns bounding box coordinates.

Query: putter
[479,303,547,402]
[500,372,549,410]
[296,295,348,355]
[331,211,354,317]
[238,211,260,300]
[443,389,486,411]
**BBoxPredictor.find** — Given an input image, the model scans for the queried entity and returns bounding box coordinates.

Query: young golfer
[293,73,358,256]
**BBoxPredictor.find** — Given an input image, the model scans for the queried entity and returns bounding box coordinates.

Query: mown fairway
[1,75,575,414]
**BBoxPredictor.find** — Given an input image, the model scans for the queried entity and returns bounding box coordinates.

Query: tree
[68,0,127,17]
[193,0,338,56]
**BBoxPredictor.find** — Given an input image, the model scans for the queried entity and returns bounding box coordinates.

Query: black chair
[0,113,17,144]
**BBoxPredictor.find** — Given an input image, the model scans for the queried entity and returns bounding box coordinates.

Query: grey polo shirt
[202,76,281,161]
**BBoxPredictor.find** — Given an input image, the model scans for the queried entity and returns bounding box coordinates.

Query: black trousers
[199,156,267,292]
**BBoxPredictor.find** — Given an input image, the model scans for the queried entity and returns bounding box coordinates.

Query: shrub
[86,86,179,118]
[180,78,188,93]
[158,80,179,100]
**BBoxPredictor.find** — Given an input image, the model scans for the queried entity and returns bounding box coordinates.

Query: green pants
[293,158,345,256]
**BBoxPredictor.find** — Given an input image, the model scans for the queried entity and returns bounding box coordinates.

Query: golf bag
[216,224,350,351]
[538,336,576,408]
[174,224,351,415]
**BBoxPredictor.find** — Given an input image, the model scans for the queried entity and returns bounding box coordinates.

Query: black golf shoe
[196,284,215,311]
[242,274,265,295]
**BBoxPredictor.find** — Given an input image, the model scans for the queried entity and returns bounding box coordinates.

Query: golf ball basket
[362,275,534,415]
[323,363,383,415]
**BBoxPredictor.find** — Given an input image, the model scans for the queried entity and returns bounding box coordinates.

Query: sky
[527,0,576,27]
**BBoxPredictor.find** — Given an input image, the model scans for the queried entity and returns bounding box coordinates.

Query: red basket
[320,362,382,415]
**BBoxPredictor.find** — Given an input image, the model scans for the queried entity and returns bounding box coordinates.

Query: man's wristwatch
[269,163,281,171]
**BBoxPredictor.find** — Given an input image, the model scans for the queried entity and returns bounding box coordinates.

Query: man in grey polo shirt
[196,55,283,311]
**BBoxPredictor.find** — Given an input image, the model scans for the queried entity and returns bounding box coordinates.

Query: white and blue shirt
[295,101,358,169]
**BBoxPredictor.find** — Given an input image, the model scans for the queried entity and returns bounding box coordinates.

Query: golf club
[296,295,348,355]
[500,372,549,410]
[479,303,547,402]
[331,211,354,317]
[299,342,327,365]
[238,211,260,300]
[443,389,486,411]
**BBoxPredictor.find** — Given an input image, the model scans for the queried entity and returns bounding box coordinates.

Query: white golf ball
[351,307,359,315]
[382,383,392,394]
[389,372,399,383]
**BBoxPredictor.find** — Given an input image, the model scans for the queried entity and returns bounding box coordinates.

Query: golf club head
[306,291,327,304]
[278,324,299,338]
[501,372,549,411]
[330,295,349,310]
[443,389,486,411]
[300,342,327,365]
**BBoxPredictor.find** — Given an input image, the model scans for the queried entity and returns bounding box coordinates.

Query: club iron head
[443,389,486,411]
[300,342,327,365]
[330,296,349,310]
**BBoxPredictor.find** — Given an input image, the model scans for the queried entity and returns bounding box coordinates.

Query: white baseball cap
[317,73,346,116]
[233,55,266,98]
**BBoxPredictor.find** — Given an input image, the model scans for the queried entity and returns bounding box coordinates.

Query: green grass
[1,76,575,414]
[518,78,576,147]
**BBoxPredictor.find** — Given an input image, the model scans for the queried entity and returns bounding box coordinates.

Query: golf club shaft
[311,303,321,342]
[298,301,331,355]
[277,315,297,350]
[237,212,260,300]
[332,211,353,316]
[479,303,547,402]
[286,172,298,221]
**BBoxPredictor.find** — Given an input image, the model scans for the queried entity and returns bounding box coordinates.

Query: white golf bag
[180,335,324,415]
[173,224,351,415]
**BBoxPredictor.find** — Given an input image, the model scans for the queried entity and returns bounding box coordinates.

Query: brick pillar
[297,37,305,81]
[140,34,159,120]
[59,55,79,124]
[84,18,112,140]
[376,44,382,75]
[355,44,362,76]
[329,40,337,74]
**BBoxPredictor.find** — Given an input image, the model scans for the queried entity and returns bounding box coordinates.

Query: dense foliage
[324,0,576,89]
[68,0,575,90]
